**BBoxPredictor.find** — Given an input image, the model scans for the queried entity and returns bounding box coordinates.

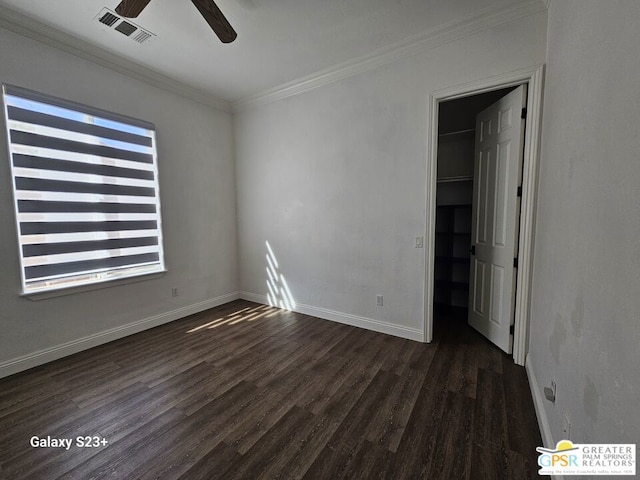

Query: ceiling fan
[115,0,237,43]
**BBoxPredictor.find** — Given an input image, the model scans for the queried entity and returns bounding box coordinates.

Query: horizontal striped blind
[2,84,165,294]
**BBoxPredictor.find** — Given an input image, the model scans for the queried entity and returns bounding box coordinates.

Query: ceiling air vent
[99,11,119,27]
[94,8,156,44]
[132,30,152,44]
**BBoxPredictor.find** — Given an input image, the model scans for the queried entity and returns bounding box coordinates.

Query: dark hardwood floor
[0,300,544,479]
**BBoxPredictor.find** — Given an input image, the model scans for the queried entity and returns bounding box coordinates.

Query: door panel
[468,85,527,353]
[498,106,512,132]
[493,140,510,247]
[475,148,491,245]
[472,258,486,315]
[490,265,504,325]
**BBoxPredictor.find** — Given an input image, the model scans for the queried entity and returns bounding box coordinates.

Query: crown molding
[0,5,231,113]
[0,1,548,115]
[233,0,547,112]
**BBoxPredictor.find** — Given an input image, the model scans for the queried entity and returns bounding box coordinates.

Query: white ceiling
[0,0,532,104]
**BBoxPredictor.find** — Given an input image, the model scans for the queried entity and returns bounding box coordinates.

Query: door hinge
[517,186,522,197]
[510,324,515,335]
[521,107,527,119]
[513,257,519,268]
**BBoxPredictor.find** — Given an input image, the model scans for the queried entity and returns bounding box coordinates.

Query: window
[2,84,165,295]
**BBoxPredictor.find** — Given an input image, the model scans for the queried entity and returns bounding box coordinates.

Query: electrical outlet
[376,295,383,306]
[544,379,557,403]
[415,236,424,248]
[171,288,178,297]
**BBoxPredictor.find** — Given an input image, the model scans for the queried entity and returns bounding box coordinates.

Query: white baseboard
[0,291,240,379]
[239,291,424,342]
[526,353,564,480]
[525,353,554,446]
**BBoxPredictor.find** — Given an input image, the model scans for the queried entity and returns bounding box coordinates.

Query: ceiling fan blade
[191,0,237,44]
[115,0,153,18]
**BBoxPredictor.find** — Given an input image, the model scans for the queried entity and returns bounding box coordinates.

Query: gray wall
[529,0,640,444]
[234,12,547,338]
[0,26,238,371]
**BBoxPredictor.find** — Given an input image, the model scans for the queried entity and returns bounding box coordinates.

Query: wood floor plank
[474,368,509,447]
[262,412,340,480]
[0,394,79,449]
[40,407,186,480]
[375,336,422,376]
[0,300,544,480]
[175,442,241,480]
[0,385,70,426]
[224,405,316,480]
[303,437,394,480]
[302,440,360,480]
[253,323,353,388]
[364,367,425,452]
[501,356,544,472]
[448,333,480,398]
[325,369,399,452]
[422,391,475,479]
[0,382,151,478]
[389,384,450,479]
[407,341,439,373]
[476,334,506,374]
[128,381,261,479]
[221,386,306,455]
[8,371,233,477]
[470,442,534,480]
[339,440,395,480]
[293,353,357,413]
[71,380,254,479]
[315,357,381,422]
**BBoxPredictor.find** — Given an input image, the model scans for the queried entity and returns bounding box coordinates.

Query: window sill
[22,270,167,301]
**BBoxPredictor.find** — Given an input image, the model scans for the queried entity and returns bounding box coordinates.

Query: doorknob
[470,245,476,255]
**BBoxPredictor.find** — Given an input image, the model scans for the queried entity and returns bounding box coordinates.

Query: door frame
[423,65,545,366]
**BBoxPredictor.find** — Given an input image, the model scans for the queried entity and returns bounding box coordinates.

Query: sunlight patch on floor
[186,304,277,333]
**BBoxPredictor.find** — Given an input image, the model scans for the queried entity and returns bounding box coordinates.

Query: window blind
[2,84,165,294]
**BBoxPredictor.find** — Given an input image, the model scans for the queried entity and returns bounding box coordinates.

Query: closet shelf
[434,199,472,310]
[435,231,471,236]
[438,128,474,138]
[436,203,472,208]
[437,175,473,183]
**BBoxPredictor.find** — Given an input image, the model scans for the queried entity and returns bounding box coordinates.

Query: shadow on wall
[265,241,296,311]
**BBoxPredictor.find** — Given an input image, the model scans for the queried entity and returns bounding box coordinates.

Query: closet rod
[437,175,473,183]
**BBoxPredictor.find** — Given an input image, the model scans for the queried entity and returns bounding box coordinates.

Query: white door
[468,85,527,353]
